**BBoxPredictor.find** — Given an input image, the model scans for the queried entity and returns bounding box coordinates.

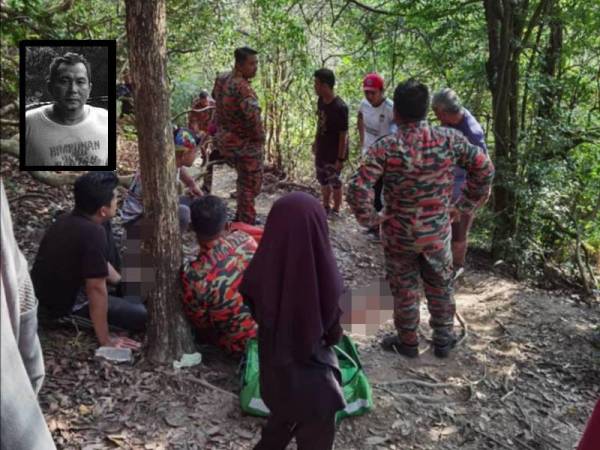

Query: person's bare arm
[357,112,364,149]
[107,262,121,285]
[85,277,111,346]
[85,278,140,349]
[179,167,202,197]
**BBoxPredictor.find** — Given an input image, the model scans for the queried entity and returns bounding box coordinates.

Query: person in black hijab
[239,191,346,450]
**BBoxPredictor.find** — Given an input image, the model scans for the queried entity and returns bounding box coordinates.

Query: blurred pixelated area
[340,279,394,335]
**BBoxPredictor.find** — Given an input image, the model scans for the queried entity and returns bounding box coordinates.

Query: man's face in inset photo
[49,62,92,113]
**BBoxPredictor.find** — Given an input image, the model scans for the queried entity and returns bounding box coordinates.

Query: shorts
[315,160,342,189]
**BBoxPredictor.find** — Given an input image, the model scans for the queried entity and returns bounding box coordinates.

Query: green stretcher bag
[239,334,373,422]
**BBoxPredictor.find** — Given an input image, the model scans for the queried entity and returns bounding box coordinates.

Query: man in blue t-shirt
[432,88,489,278]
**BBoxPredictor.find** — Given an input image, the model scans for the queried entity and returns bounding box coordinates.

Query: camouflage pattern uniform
[212,71,265,224]
[188,97,217,193]
[181,231,258,354]
[347,121,494,346]
[188,98,215,135]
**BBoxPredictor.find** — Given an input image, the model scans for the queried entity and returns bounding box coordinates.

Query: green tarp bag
[240,334,373,422]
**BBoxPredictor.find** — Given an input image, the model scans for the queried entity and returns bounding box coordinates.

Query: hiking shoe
[381,335,418,358]
[433,336,457,358]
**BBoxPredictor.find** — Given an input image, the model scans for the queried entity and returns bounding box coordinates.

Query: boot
[433,334,457,358]
[381,335,418,358]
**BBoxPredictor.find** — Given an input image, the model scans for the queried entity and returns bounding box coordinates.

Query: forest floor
[1,134,598,450]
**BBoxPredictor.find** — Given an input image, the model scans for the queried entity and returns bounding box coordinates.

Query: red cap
[363,73,384,91]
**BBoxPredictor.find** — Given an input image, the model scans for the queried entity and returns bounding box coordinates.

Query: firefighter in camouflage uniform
[347,79,495,358]
[211,47,264,225]
[181,195,258,354]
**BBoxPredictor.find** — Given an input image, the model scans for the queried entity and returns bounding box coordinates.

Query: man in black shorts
[312,68,349,218]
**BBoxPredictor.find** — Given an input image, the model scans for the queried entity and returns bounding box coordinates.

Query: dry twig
[184,376,237,400]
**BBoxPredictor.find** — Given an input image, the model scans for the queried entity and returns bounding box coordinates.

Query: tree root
[185,375,237,400]
[375,378,465,389]
[7,192,57,203]
[375,385,448,404]
[374,358,487,404]
[455,311,468,346]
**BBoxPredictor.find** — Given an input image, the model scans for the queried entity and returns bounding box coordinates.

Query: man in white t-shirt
[25,52,108,167]
[357,73,396,234]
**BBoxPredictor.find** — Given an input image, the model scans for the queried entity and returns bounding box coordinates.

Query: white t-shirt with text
[25,104,108,166]
[358,98,396,155]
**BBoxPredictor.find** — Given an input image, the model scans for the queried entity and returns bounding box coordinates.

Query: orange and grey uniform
[181,231,258,354]
[212,71,264,224]
[187,98,215,135]
[347,121,494,346]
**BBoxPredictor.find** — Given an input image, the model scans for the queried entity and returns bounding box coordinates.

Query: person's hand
[449,207,460,223]
[189,184,203,197]
[103,335,142,350]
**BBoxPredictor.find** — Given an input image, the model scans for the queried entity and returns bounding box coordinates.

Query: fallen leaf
[365,435,389,446]
[79,404,92,416]
[206,426,221,436]
[236,429,255,439]
[163,411,187,428]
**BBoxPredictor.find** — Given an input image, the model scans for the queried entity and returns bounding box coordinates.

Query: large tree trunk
[125,0,195,363]
[536,3,563,157]
[484,0,522,259]
[484,0,553,260]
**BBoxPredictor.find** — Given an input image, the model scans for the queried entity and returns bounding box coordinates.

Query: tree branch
[47,0,75,14]
[347,0,402,16]
[520,0,552,54]
[0,101,18,116]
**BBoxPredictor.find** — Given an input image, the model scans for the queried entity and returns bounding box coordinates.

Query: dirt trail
[2,158,598,449]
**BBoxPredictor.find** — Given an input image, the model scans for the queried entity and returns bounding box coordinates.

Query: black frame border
[19,39,117,172]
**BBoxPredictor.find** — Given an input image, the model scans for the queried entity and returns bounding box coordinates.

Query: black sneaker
[381,335,418,358]
[433,336,457,358]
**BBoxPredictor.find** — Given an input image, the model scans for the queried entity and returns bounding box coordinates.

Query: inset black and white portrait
[19,40,116,170]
